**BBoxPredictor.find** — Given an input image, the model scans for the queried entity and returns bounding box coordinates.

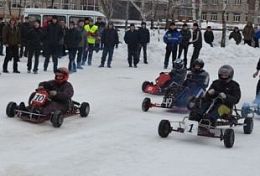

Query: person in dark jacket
[99,22,119,68]
[229,27,242,45]
[124,23,140,68]
[19,17,31,58]
[0,17,5,55]
[43,16,63,72]
[64,21,81,73]
[2,18,21,73]
[76,20,87,69]
[243,21,255,46]
[138,21,150,64]
[177,23,191,68]
[254,27,259,48]
[37,67,74,115]
[163,22,182,69]
[27,20,44,74]
[204,26,214,47]
[253,58,260,97]
[189,23,202,69]
[95,17,106,51]
[189,65,241,125]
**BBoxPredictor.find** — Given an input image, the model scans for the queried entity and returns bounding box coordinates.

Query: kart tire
[243,118,253,134]
[6,102,17,118]
[223,129,235,148]
[142,97,151,112]
[79,102,90,117]
[50,110,63,128]
[158,120,172,138]
[142,81,152,92]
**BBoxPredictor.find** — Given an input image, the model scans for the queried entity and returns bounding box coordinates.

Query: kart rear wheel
[50,110,63,128]
[142,97,151,112]
[158,120,172,138]
[223,129,235,148]
[142,81,152,92]
[79,102,90,117]
[6,102,17,117]
[243,118,253,134]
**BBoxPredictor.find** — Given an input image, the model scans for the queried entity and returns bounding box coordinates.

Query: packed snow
[0,29,259,176]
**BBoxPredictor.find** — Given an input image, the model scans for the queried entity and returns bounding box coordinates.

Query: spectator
[0,17,5,55]
[2,17,21,73]
[58,19,67,57]
[124,23,140,68]
[254,27,260,48]
[163,22,182,69]
[229,27,242,45]
[204,26,214,47]
[19,16,31,58]
[27,20,44,74]
[189,23,202,69]
[99,22,119,68]
[95,17,106,51]
[138,21,150,64]
[76,20,87,69]
[177,23,191,68]
[243,21,255,46]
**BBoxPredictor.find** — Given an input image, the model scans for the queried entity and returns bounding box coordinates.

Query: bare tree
[6,0,12,16]
[99,0,114,20]
[221,0,227,47]
[192,0,196,21]
[125,0,130,30]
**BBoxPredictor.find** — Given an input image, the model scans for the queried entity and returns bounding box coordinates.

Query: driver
[37,67,74,115]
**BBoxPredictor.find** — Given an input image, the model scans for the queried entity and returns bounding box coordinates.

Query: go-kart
[241,97,260,118]
[157,96,254,148]
[142,82,205,113]
[6,88,90,128]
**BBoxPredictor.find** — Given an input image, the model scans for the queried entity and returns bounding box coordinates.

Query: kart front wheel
[142,97,151,112]
[158,120,172,138]
[223,129,235,148]
[79,102,90,117]
[6,102,17,118]
[243,118,253,134]
[50,110,63,128]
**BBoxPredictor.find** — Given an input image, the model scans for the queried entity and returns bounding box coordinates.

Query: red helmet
[55,67,69,84]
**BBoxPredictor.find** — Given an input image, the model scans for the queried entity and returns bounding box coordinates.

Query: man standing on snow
[138,21,150,64]
[189,23,202,69]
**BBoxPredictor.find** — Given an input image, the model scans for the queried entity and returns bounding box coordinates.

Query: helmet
[55,67,69,84]
[173,59,184,70]
[192,59,204,72]
[218,65,234,83]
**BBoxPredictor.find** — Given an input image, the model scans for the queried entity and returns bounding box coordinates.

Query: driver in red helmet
[37,67,74,115]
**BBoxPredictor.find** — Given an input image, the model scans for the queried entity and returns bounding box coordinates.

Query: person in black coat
[138,22,150,64]
[43,15,63,72]
[189,23,202,69]
[19,17,31,58]
[99,22,119,68]
[189,65,241,125]
[27,20,44,74]
[64,21,81,73]
[124,23,140,68]
[204,26,214,47]
[229,27,242,45]
[177,23,191,68]
[253,58,260,97]
[0,17,5,55]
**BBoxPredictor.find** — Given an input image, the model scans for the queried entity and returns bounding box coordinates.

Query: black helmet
[173,59,184,69]
[192,59,204,72]
[218,65,234,83]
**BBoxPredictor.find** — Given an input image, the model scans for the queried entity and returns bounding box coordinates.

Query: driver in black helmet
[189,65,241,124]
[183,59,209,91]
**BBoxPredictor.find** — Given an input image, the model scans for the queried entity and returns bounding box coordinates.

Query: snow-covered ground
[0,30,259,176]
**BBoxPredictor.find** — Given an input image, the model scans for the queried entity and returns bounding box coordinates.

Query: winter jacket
[204,30,214,44]
[124,29,140,49]
[39,80,74,105]
[101,28,119,47]
[243,25,255,40]
[229,30,242,44]
[163,29,182,46]
[2,24,21,46]
[45,23,63,46]
[138,27,150,44]
[180,28,191,46]
[183,70,209,90]
[0,22,5,41]
[191,28,202,48]
[64,28,81,49]
[27,27,44,50]
[169,68,187,85]
[206,79,241,108]
[84,24,98,44]
[255,30,260,40]
[77,27,87,47]
[20,22,31,45]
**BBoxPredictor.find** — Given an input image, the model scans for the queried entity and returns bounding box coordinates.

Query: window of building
[202,13,207,20]
[211,13,218,21]
[212,0,218,5]
[233,13,241,22]
[235,0,241,5]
